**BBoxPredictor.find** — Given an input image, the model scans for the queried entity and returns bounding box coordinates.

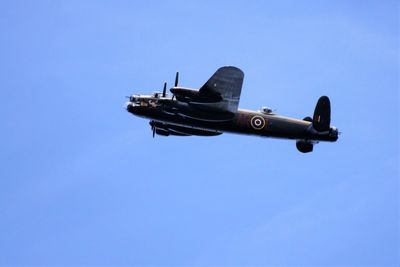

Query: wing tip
[217,66,244,77]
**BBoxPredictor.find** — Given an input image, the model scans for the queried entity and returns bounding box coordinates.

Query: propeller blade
[174,72,179,87]
[149,121,156,138]
[162,82,167,97]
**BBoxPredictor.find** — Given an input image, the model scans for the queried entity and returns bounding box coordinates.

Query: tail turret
[296,96,338,153]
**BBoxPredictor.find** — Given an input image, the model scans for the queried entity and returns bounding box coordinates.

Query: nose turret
[125,101,134,112]
[125,94,140,113]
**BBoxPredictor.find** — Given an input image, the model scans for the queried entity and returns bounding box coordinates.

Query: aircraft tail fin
[296,96,336,153]
[312,96,331,132]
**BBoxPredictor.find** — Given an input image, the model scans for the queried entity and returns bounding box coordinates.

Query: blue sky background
[0,0,399,265]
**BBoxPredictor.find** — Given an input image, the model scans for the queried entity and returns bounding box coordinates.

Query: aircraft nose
[125,101,133,111]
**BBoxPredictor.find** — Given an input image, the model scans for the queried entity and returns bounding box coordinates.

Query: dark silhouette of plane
[126,66,339,153]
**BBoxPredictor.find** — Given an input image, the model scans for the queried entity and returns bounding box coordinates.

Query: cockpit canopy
[128,92,167,108]
[129,92,165,102]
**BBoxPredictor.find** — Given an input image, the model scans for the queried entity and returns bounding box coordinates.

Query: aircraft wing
[199,66,244,113]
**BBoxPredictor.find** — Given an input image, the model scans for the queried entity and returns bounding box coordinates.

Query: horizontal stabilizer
[296,140,313,153]
[303,116,312,122]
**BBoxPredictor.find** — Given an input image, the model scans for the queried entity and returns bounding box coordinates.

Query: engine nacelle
[296,140,313,153]
[155,128,169,136]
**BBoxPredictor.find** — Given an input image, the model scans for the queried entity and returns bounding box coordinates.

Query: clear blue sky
[0,0,399,265]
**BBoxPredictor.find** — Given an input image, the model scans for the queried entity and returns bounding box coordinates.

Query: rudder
[313,96,331,132]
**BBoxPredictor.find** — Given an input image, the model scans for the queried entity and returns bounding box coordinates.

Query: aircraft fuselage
[125,66,339,153]
[126,94,338,142]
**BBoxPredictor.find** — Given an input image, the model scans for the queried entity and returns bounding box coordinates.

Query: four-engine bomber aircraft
[126,66,339,153]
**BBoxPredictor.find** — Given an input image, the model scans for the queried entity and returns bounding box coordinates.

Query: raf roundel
[250,115,266,130]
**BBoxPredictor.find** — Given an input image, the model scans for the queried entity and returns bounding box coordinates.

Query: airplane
[125,66,339,153]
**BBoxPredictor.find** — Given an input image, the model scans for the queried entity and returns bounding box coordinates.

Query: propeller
[169,71,179,100]
[174,72,179,87]
[150,121,156,138]
[162,82,167,97]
